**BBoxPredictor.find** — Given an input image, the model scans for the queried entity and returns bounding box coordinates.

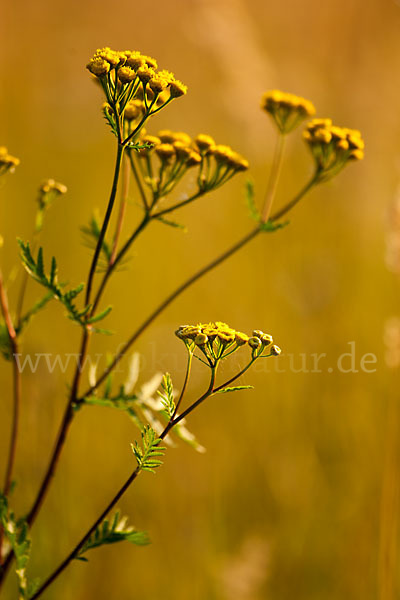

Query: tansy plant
[0,47,364,599]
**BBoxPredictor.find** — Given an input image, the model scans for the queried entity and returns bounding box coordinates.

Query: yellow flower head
[124,51,146,70]
[226,152,249,172]
[186,150,202,167]
[194,134,216,152]
[303,118,365,179]
[142,55,158,69]
[86,57,111,77]
[155,143,176,162]
[118,66,136,84]
[92,47,122,68]
[137,65,156,84]
[149,76,168,94]
[261,90,316,134]
[176,322,278,362]
[0,147,20,175]
[157,70,175,84]
[39,179,67,195]
[173,141,192,161]
[169,79,188,98]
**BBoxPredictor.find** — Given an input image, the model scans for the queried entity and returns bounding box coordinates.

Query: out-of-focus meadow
[1,0,400,598]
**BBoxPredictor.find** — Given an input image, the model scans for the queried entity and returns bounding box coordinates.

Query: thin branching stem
[0,271,21,498]
[109,154,130,266]
[85,143,124,306]
[90,212,150,315]
[31,370,218,599]
[173,350,193,418]
[0,270,22,569]
[81,226,260,399]
[127,152,148,211]
[261,132,286,223]
[83,157,314,398]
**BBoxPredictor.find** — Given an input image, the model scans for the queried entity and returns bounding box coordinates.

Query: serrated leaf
[17,240,92,329]
[0,493,34,599]
[76,510,149,561]
[131,425,165,474]
[157,373,175,419]
[215,385,254,394]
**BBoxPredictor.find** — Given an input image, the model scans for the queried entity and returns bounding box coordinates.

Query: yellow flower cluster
[136,130,249,197]
[0,147,20,176]
[176,322,281,362]
[87,47,187,107]
[261,90,316,134]
[303,118,364,178]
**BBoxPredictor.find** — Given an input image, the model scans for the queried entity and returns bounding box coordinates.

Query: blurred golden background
[1,0,400,598]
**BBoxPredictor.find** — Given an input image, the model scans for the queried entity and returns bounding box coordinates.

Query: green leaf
[76,510,149,561]
[215,385,254,394]
[102,104,118,138]
[155,216,187,232]
[81,213,112,266]
[131,425,165,474]
[18,240,90,329]
[245,179,260,221]
[259,219,290,232]
[157,373,175,419]
[86,305,112,324]
[0,321,12,360]
[0,493,35,599]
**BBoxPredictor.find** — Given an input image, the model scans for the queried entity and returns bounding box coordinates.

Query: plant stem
[109,154,130,266]
[81,226,260,399]
[0,142,126,585]
[30,370,218,599]
[85,143,124,306]
[127,152,148,211]
[25,143,128,521]
[82,143,304,399]
[261,133,286,223]
[0,271,21,569]
[152,190,204,219]
[172,351,193,418]
[270,174,318,222]
[29,466,141,600]
[15,235,38,327]
[90,213,150,316]
[0,271,21,498]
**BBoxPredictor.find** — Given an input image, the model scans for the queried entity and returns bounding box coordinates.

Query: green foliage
[81,213,112,267]
[259,219,289,233]
[131,425,165,473]
[77,390,143,429]
[76,511,149,562]
[246,179,260,221]
[0,320,11,360]
[18,240,111,330]
[0,494,39,599]
[155,215,187,232]
[102,104,118,138]
[157,373,175,418]
[215,385,254,394]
